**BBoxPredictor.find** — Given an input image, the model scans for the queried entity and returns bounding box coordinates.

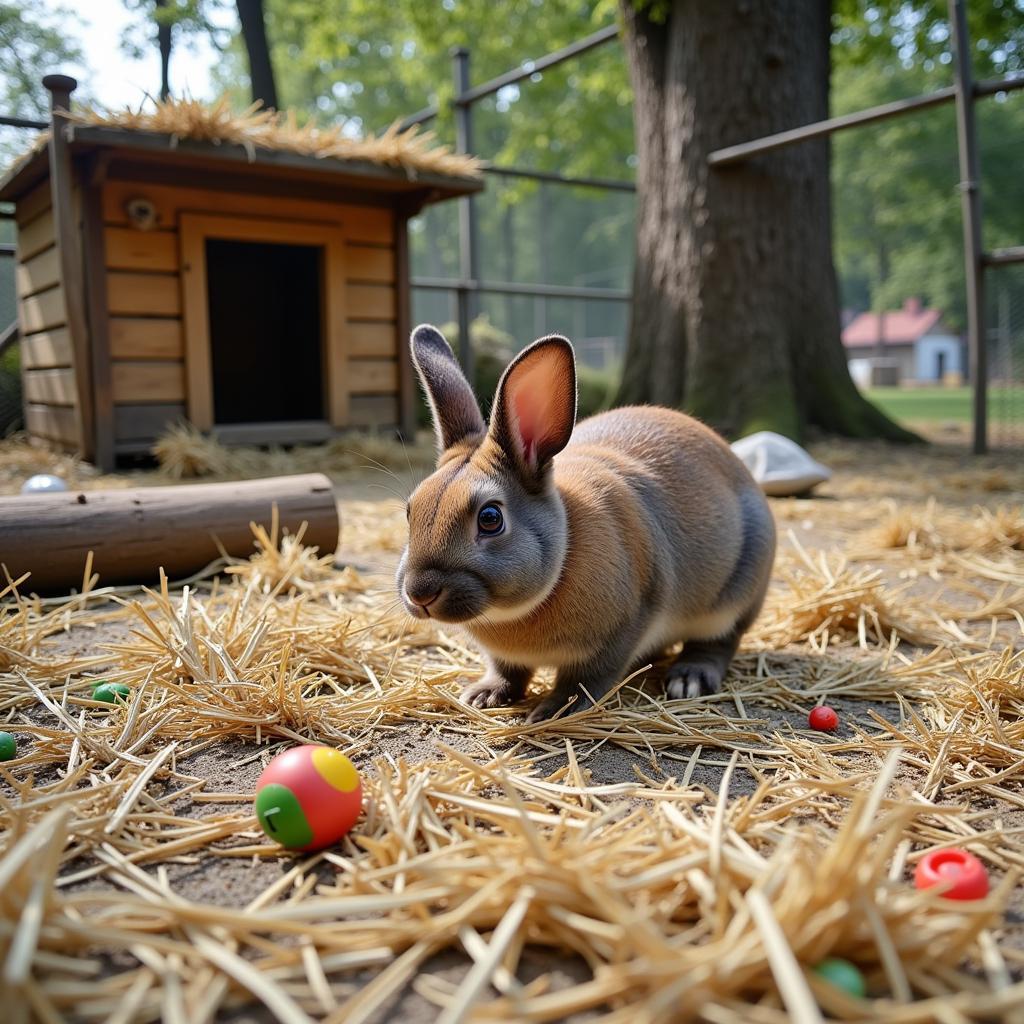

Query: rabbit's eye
[477,504,504,536]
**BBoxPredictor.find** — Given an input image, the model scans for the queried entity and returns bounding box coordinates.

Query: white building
[842,299,964,386]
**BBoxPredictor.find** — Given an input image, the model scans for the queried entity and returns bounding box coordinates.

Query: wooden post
[949,0,987,454]
[82,158,115,471]
[0,473,340,594]
[451,47,478,384]
[394,206,418,441]
[43,74,97,463]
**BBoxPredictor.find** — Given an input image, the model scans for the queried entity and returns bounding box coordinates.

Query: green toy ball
[93,682,131,704]
[814,957,867,998]
[0,732,17,761]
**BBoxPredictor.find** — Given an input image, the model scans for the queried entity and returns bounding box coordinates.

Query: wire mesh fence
[829,75,1024,451]
[410,171,634,376]
[982,86,1024,450]
[989,264,1024,448]
[0,35,1020,452]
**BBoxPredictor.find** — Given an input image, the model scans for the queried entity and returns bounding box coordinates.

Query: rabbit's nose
[406,586,441,608]
[405,571,444,608]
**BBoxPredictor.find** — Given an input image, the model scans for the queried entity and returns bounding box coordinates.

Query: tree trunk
[616,0,914,442]
[236,0,279,110]
[155,0,172,100]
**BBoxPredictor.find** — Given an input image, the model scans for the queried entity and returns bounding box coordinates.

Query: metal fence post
[451,47,478,383]
[949,0,987,455]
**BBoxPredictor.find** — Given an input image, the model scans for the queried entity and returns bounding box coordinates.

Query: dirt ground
[1,433,1023,1022]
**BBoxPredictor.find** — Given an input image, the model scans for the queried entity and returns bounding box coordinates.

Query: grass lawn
[866,385,1024,425]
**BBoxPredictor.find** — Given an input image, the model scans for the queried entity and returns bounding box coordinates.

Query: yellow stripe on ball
[311,747,360,792]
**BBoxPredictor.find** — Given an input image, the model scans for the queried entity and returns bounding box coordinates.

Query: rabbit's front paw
[461,675,523,709]
[665,661,724,700]
[526,689,588,723]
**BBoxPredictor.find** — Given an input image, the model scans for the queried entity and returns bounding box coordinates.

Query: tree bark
[236,0,279,110]
[616,0,915,441]
[155,0,172,100]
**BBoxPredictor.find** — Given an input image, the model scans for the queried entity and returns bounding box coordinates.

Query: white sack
[730,431,831,497]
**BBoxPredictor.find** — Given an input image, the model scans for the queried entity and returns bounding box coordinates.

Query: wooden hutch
[0,77,482,469]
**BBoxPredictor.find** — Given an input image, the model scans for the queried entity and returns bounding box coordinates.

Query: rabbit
[397,324,776,722]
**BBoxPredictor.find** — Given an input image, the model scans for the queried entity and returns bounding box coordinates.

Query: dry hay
[4,95,481,181]
[70,96,482,179]
[1,440,1024,1021]
[3,751,1022,1024]
[852,499,1024,560]
[151,424,232,480]
[752,534,945,651]
[0,435,116,495]
[151,422,436,485]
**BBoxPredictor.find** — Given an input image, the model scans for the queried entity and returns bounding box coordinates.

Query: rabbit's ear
[410,325,485,451]
[490,335,577,481]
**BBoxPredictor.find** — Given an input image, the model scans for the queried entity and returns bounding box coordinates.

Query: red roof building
[842,298,942,349]
[841,299,964,385]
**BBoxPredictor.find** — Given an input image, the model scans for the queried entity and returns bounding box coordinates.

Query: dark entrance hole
[206,238,324,424]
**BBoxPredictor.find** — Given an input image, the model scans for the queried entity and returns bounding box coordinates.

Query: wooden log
[0,473,339,594]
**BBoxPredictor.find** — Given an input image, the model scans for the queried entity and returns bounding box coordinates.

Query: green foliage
[0,1,83,119]
[0,1,85,168]
[119,0,226,67]
[831,61,962,320]
[99,1,1023,404]
[211,0,633,179]
[156,2,637,354]
[832,3,1024,328]
[439,316,515,415]
[833,0,1024,77]
[416,316,615,430]
[0,340,23,437]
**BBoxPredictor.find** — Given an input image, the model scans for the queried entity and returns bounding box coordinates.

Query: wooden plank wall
[16,181,82,450]
[101,181,400,450]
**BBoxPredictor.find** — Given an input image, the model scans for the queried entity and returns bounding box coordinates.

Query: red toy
[914,848,989,900]
[254,745,362,851]
[808,705,839,731]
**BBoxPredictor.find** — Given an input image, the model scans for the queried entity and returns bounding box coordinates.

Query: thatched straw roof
[0,96,482,200]
[70,97,482,178]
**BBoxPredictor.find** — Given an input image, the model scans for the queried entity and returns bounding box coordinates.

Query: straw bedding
[1,436,1023,1022]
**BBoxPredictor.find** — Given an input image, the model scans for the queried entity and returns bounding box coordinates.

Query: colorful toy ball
[93,682,131,704]
[813,957,866,998]
[255,745,362,851]
[21,474,68,494]
[0,732,17,762]
[808,705,839,731]
[915,848,989,900]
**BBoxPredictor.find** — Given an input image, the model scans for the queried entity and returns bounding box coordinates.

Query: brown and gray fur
[397,325,776,721]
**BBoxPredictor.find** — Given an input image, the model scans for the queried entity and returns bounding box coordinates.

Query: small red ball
[915,848,989,900]
[808,705,839,731]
